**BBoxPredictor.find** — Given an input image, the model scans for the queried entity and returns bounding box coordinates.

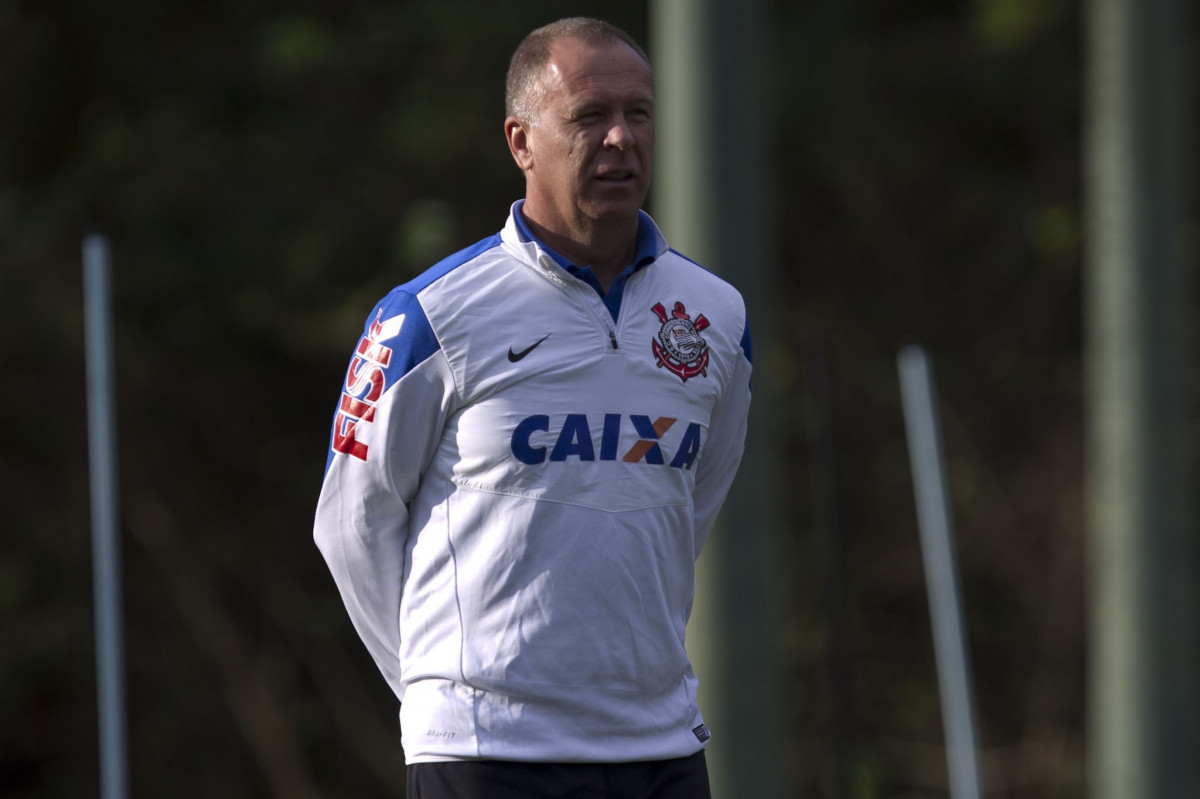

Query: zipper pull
[609,331,619,349]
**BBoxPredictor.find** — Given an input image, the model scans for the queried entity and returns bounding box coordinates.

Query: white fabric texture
[315,206,752,764]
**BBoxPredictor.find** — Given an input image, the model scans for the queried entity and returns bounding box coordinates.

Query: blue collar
[514,201,657,320]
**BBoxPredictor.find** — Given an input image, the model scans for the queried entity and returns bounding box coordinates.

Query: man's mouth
[596,169,635,182]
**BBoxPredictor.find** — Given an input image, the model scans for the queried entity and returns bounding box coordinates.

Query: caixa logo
[511,414,703,470]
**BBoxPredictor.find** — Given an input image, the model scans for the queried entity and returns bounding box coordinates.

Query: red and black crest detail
[651,301,710,382]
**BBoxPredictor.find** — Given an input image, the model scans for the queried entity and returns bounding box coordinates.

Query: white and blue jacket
[314,203,752,764]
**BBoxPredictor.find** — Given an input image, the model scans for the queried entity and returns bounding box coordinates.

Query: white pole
[897,346,982,799]
[84,233,129,799]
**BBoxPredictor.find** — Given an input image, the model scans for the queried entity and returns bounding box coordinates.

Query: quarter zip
[538,254,623,354]
[576,284,623,354]
[581,293,619,354]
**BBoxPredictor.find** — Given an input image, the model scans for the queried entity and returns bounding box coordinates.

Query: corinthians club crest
[651,301,710,382]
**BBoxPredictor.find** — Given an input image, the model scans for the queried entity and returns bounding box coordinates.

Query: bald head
[505,17,651,124]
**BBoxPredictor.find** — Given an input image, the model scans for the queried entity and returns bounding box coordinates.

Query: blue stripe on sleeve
[324,233,502,472]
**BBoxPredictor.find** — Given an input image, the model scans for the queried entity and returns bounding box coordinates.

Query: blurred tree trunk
[1086,0,1197,795]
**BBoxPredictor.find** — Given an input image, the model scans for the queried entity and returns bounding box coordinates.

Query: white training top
[314,203,752,764]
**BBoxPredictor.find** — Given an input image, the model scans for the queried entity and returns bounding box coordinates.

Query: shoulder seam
[398,233,505,297]
[663,248,742,291]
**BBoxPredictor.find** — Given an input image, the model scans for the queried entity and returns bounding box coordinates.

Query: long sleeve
[691,314,753,554]
[313,289,456,700]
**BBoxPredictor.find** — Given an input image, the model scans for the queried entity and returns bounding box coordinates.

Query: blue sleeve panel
[370,289,440,381]
[324,288,441,475]
[323,233,504,474]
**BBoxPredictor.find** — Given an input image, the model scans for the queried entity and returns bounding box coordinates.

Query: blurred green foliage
[0,0,1110,796]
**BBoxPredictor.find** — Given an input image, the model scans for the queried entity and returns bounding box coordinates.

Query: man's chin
[583,195,646,225]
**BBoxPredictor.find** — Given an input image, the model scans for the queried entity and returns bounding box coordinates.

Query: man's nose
[604,116,635,150]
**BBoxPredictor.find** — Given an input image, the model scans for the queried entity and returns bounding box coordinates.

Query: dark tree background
[4,0,1179,796]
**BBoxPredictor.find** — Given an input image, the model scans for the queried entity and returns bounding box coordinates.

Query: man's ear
[505,116,534,171]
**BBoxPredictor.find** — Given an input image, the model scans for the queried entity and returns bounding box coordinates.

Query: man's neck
[520,209,638,293]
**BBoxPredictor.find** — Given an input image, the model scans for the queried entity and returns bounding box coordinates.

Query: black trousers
[406,750,711,799]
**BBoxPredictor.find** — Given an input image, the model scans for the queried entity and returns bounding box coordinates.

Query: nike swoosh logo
[508,334,551,362]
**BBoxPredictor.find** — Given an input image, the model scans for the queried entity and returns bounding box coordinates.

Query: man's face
[512,38,655,234]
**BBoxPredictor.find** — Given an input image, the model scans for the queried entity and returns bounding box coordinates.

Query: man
[314,17,752,799]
